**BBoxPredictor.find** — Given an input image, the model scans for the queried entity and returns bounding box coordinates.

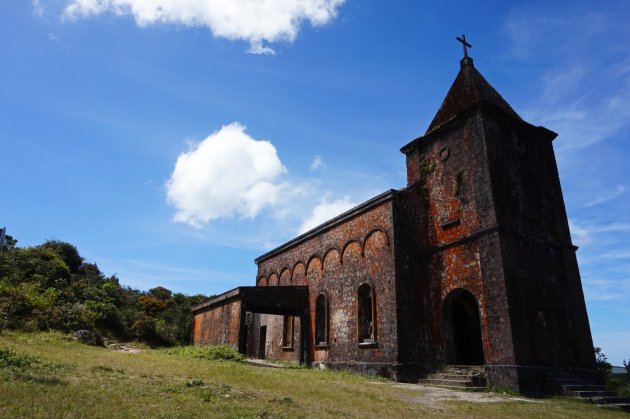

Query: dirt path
[371,382,539,408]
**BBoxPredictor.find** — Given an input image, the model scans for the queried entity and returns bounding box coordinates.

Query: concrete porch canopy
[191,286,309,317]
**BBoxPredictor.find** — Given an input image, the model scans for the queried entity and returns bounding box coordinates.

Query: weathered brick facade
[192,56,596,394]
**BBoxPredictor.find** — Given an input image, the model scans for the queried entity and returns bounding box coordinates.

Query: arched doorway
[443,289,484,365]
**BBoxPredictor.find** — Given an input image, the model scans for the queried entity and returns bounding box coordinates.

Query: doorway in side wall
[258,326,267,359]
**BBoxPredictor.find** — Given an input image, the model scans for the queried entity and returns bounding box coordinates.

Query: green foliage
[624,359,630,377]
[149,286,173,301]
[0,235,208,347]
[594,347,612,376]
[167,345,246,363]
[1,234,17,250]
[39,240,83,274]
[0,348,32,369]
[607,374,630,397]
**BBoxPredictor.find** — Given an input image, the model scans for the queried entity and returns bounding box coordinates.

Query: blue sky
[1,0,628,365]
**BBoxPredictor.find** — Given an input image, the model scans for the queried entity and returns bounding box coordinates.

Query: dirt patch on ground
[104,340,141,353]
[246,359,284,368]
[371,382,539,408]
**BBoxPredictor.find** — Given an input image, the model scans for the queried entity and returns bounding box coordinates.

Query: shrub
[131,315,159,344]
[39,240,83,274]
[0,348,32,369]
[38,302,96,332]
[167,345,246,363]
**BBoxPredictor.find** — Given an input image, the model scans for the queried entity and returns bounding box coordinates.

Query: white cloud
[584,185,625,207]
[570,218,630,247]
[568,219,592,248]
[166,122,287,227]
[63,0,346,54]
[298,197,356,234]
[602,251,630,260]
[32,0,45,17]
[309,155,325,171]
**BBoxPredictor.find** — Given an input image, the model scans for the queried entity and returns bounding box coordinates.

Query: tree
[149,286,173,301]
[39,240,83,274]
[595,347,612,376]
[1,234,17,250]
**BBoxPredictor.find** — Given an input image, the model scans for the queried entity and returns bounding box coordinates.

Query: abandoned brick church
[191,49,596,394]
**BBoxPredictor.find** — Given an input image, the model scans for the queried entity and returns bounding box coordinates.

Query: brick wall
[253,197,399,371]
[192,299,242,349]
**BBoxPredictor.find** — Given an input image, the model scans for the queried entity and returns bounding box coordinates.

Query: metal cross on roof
[456,34,472,58]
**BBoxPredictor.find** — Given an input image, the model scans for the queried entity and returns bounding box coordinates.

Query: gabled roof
[425,57,521,134]
[254,189,397,263]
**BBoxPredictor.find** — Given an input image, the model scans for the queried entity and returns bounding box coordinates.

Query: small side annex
[191,286,310,362]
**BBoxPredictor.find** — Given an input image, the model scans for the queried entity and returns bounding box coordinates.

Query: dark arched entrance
[443,289,484,365]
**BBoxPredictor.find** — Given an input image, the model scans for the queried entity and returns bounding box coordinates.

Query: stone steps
[419,366,487,392]
[572,390,616,398]
[545,371,630,412]
[422,378,481,387]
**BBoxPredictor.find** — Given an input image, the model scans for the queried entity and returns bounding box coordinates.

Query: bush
[166,345,246,363]
[38,303,96,332]
[624,359,630,378]
[0,348,32,369]
[39,240,83,274]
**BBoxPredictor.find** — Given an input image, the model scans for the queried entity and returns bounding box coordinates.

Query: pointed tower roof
[425,57,521,134]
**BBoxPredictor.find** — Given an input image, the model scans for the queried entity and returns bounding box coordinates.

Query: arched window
[282,315,294,349]
[315,294,328,346]
[358,283,376,344]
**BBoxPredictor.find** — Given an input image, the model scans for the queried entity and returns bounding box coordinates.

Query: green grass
[166,344,246,363]
[0,331,627,418]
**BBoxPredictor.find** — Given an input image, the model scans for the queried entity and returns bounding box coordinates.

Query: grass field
[0,331,626,418]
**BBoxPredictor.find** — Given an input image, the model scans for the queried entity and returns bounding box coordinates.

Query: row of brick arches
[257,228,390,287]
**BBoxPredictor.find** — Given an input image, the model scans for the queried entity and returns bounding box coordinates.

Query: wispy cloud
[569,218,630,247]
[309,155,325,171]
[584,185,625,207]
[62,0,346,54]
[503,8,630,153]
[97,257,246,292]
[602,250,630,259]
[32,0,44,17]
[583,277,630,302]
[298,196,356,234]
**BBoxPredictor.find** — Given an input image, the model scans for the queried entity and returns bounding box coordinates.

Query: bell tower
[401,39,595,392]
